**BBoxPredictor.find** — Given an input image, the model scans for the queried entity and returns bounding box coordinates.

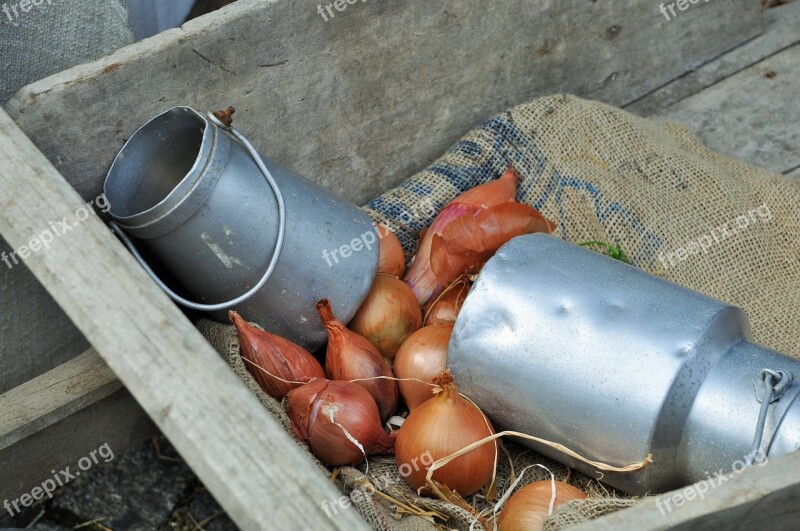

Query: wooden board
[0,107,368,530]
[5,0,761,207]
[654,44,800,177]
[626,1,800,116]
[0,349,122,450]
[581,449,800,531]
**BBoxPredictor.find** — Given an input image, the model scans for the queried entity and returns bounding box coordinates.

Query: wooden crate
[2,0,799,528]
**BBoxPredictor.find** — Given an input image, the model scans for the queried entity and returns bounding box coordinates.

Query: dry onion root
[497,480,587,531]
[395,371,496,496]
[423,278,469,325]
[285,378,395,466]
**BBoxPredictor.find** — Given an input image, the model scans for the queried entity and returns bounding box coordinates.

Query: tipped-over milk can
[104,106,378,350]
[449,234,800,495]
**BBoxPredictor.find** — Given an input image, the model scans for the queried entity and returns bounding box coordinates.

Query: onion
[404,202,481,306]
[429,202,556,288]
[230,311,325,399]
[285,378,395,466]
[317,298,398,422]
[377,224,406,277]
[453,165,519,208]
[404,167,519,306]
[395,371,496,496]
[348,273,422,358]
[394,324,452,411]
[497,480,587,531]
[423,279,469,325]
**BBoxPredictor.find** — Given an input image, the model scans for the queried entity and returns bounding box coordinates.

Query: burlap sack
[198,94,800,529]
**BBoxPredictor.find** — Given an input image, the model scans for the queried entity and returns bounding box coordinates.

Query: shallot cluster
[230,167,564,519]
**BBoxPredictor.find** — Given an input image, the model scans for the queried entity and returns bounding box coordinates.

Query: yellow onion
[317,298,398,422]
[230,311,325,399]
[286,378,395,466]
[377,224,406,277]
[395,371,496,496]
[498,480,587,531]
[348,273,422,358]
[423,279,469,325]
[394,324,452,411]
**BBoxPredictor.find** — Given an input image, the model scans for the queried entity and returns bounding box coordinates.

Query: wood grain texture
[627,1,800,116]
[655,44,800,176]
[0,349,122,448]
[6,0,761,207]
[577,450,800,531]
[0,107,368,530]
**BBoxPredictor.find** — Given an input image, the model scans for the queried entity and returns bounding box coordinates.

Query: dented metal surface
[449,234,800,495]
[104,107,378,350]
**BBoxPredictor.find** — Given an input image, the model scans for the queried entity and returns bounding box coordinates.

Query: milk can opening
[105,107,209,220]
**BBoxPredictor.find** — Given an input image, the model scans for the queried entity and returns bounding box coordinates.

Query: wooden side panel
[6,0,762,206]
[579,450,800,531]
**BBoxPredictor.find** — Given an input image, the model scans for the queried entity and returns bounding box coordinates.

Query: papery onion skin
[317,298,398,422]
[286,378,395,466]
[404,202,481,306]
[230,311,325,399]
[395,372,496,496]
[497,480,587,531]
[348,273,423,358]
[423,280,469,325]
[394,324,452,411]
[377,224,406,277]
[404,167,519,306]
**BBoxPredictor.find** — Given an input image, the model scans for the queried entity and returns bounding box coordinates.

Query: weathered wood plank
[655,44,800,176]
[0,349,121,449]
[626,1,800,116]
[0,108,368,530]
[0,240,88,394]
[578,450,800,531]
[6,0,761,207]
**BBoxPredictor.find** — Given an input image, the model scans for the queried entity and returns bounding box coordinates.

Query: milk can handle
[109,111,286,312]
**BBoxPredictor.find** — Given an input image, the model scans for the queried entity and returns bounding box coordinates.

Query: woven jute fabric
[198,94,800,529]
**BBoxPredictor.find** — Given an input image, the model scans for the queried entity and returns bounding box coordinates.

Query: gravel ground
[0,436,237,531]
